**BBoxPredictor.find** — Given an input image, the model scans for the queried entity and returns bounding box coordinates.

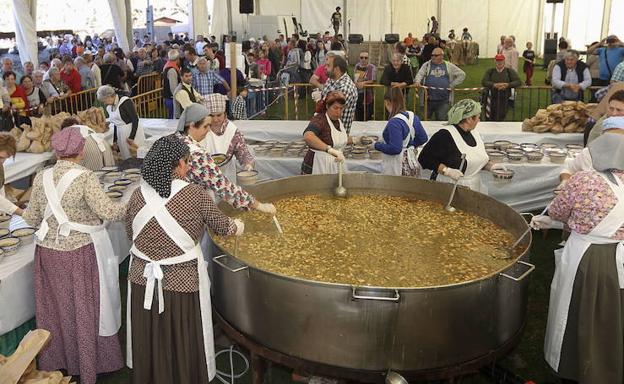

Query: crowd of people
[1,21,624,384]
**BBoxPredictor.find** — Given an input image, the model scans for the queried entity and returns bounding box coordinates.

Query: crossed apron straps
[127,179,216,379]
[36,168,87,241]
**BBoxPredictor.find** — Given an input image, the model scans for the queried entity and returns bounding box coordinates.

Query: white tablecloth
[138,119,584,148]
[255,153,562,213]
[0,184,136,336]
[135,118,580,212]
[3,152,54,183]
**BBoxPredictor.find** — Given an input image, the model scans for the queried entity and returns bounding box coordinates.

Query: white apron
[125,180,216,380]
[35,168,121,337]
[381,112,419,176]
[311,113,349,175]
[436,127,489,193]
[200,121,238,183]
[76,124,108,153]
[107,96,146,160]
[544,172,624,371]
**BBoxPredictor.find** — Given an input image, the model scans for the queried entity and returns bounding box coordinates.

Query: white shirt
[195,41,207,53]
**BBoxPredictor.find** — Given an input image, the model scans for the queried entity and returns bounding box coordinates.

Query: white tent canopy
[209,0,624,58]
[12,0,38,65]
[5,0,624,64]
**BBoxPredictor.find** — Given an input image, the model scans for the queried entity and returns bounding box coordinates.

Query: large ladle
[334,161,347,198]
[444,153,466,212]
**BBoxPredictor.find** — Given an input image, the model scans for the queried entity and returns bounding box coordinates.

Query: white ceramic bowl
[487,150,506,163]
[0,228,10,238]
[114,178,133,187]
[0,236,21,256]
[507,153,525,163]
[237,170,259,186]
[492,169,515,183]
[106,191,123,200]
[108,185,127,192]
[11,227,36,245]
[549,152,567,164]
[527,152,545,163]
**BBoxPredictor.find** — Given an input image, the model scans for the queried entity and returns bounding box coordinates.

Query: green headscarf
[447,99,482,125]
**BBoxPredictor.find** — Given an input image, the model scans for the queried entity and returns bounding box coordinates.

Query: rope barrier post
[423,87,428,121]
[230,43,238,102]
[284,86,289,120]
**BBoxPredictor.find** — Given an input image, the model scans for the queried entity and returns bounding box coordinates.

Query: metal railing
[132,88,167,118]
[279,83,604,122]
[49,87,98,116]
[136,72,162,96]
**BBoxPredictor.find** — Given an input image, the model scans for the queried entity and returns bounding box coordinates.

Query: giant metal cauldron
[210,174,534,376]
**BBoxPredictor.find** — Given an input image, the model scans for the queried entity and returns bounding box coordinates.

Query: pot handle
[351,287,400,302]
[500,260,535,282]
[213,254,249,273]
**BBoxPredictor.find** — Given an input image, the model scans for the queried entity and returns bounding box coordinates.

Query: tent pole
[227,0,233,36]
[535,0,545,56]
[601,0,612,39]
[343,0,347,39]
[437,0,442,32]
[562,0,571,39]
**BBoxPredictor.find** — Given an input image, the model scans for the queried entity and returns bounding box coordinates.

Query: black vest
[557,60,587,83]
[555,60,587,99]
[181,84,197,104]
[162,67,180,99]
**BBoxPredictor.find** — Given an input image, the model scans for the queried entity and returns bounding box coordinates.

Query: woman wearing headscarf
[374,87,428,176]
[535,130,624,384]
[0,134,22,215]
[22,127,127,384]
[200,93,254,182]
[418,99,506,192]
[125,135,243,383]
[97,85,145,160]
[60,117,116,171]
[301,91,363,174]
[176,104,276,214]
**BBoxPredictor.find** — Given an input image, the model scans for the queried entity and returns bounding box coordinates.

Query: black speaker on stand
[348,34,363,44]
[543,32,558,68]
[239,0,254,14]
[384,34,399,44]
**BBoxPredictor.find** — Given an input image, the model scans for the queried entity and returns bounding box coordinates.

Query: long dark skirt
[558,243,624,383]
[34,244,124,384]
[130,283,210,384]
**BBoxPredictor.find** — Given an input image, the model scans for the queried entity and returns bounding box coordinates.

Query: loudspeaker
[242,40,251,51]
[239,0,254,14]
[384,34,399,44]
[544,38,557,54]
[348,34,363,44]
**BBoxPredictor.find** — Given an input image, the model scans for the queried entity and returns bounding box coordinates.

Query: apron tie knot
[143,261,166,313]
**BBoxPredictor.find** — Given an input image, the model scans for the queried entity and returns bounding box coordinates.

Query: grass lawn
[261,58,552,123]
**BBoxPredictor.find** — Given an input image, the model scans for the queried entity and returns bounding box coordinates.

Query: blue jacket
[374,112,428,155]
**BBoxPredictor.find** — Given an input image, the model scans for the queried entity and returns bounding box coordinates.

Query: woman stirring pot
[201,93,254,182]
[302,91,362,174]
[418,99,506,192]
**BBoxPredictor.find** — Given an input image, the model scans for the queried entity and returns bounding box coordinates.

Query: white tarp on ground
[12,0,38,66]
[208,0,623,58]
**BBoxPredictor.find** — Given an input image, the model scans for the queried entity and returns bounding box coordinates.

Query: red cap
[495,54,505,61]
